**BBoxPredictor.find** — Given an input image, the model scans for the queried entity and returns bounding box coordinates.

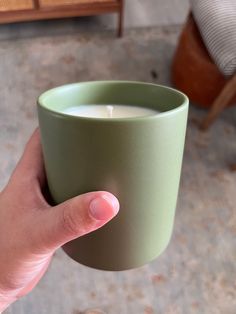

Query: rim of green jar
[37,80,189,122]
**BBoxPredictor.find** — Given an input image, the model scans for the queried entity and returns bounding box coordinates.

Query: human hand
[0,129,119,312]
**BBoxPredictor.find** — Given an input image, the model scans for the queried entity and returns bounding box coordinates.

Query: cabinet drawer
[40,0,116,7]
[0,0,34,11]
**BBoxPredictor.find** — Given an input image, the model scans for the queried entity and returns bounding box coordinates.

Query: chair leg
[117,0,124,37]
[200,74,236,130]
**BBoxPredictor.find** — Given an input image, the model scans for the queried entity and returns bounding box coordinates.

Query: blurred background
[0,0,235,313]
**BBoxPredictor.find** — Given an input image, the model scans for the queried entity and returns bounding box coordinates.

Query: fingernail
[89,195,119,220]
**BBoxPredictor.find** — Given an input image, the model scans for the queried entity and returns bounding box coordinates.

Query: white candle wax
[62,105,158,118]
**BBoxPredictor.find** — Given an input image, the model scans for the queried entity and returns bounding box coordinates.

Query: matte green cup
[37,81,188,271]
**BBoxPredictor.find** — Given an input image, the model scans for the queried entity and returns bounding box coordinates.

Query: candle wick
[107,105,114,118]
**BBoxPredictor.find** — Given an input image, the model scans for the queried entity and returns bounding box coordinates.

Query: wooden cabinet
[39,0,116,6]
[0,0,124,36]
[0,0,33,11]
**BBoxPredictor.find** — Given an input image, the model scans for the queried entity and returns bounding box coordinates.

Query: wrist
[0,302,9,313]
[0,301,11,312]
[0,293,17,312]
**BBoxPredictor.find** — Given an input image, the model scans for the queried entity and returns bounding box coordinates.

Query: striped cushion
[190,0,236,76]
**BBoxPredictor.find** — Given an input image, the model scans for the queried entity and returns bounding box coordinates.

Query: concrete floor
[0,1,236,314]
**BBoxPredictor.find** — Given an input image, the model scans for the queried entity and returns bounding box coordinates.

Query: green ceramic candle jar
[37,81,188,271]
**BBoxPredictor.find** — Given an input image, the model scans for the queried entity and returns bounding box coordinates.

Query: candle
[62,105,158,118]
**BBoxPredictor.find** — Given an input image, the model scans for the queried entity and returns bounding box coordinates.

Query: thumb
[36,191,119,252]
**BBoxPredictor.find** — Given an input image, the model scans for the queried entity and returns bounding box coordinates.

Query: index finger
[11,128,46,188]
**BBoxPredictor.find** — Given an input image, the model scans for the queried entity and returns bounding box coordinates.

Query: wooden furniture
[0,0,124,37]
[172,14,236,129]
[201,74,236,129]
